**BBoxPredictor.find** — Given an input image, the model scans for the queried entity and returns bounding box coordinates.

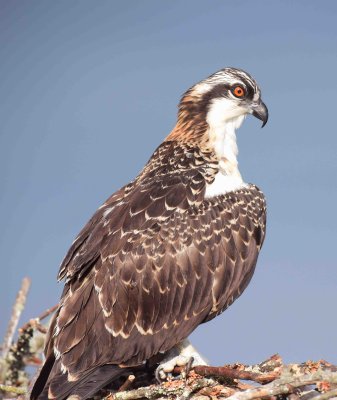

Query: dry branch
[225,368,337,400]
[0,383,26,395]
[117,375,136,392]
[108,359,337,400]
[1,277,31,359]
[0,298,57,395]
[173,354,282,384]
[20,303,58,334]
[112,377,217,400]
[314,388,337,400]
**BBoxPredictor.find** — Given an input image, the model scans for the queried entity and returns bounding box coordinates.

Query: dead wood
[1,278,31,360]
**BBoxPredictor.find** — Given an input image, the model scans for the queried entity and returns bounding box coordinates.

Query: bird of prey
[31,67,268,400]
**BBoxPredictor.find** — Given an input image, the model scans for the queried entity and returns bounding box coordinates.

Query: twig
[118,375,135,392]
[20,303,58,333]
[0,383,26,395]
[174,365,279,384]
[112,377,216,400]
[172,354,283,385]
[4,325,34,386]
[314,388,337,400]
[225,370,337,400]
[1,277,31,359]
[35,304,59,322]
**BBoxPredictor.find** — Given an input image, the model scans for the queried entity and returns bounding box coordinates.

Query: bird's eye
[231,85,246,98]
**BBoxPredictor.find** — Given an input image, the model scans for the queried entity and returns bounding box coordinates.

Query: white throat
[205,103,248,198]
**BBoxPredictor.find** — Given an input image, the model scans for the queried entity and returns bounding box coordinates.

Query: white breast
[205,101,247,198]
[205,172,247,198]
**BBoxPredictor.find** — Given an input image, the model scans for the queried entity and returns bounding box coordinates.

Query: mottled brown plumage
[31,67,268,400]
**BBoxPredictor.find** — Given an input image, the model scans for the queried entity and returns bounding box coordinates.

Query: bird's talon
[185,356,194,378]
[155,368,165,383]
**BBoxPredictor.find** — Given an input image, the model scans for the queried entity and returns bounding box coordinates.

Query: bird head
[189,67,268,127]
[167,67,268,146]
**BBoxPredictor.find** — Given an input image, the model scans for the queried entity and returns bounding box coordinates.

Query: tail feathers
[30,354,56,400]
[31,360,130,400]
[63,365,128,400]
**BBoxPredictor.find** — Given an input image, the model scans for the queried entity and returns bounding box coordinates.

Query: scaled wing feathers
[40,142,266,398]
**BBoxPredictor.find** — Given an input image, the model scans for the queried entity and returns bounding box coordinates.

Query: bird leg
[155,339,209,381]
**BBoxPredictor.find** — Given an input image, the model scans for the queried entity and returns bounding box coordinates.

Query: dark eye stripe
[239,78,255,100]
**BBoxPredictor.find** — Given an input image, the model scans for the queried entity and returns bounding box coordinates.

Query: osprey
[31,67,268,400]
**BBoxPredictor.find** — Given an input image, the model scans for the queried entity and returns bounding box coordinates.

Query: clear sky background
[1,1,337,366]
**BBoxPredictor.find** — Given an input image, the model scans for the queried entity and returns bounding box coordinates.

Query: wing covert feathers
[31,141,266,399]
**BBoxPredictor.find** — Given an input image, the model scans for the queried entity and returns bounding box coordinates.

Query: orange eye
[232,85,246,98]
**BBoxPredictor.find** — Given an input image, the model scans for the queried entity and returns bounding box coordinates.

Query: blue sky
[1,0,337,365]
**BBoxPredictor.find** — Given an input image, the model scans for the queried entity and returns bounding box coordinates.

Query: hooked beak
[251,101,268,128]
